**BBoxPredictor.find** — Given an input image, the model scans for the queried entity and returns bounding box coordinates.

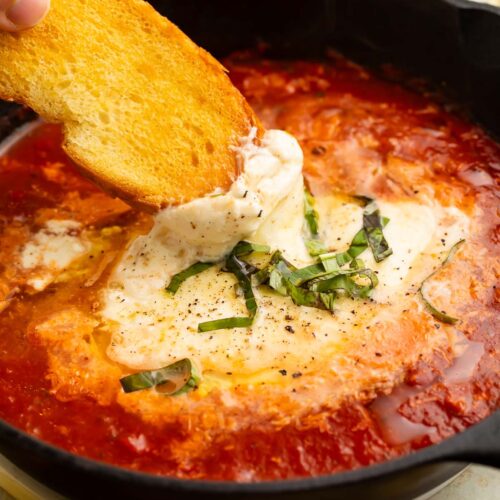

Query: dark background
[150,0,500,137]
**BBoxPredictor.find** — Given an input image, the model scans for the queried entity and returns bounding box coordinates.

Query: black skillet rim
[444,0,500,12]
[0,0,499,494]
[0,411,498,495]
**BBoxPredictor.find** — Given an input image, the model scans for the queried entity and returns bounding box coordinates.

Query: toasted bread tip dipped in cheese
[0,0,260,209]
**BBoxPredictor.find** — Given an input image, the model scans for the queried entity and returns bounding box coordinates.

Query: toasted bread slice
[0,0,260,209]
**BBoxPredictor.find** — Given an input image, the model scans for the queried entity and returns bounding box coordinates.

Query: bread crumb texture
[0,0,259,208]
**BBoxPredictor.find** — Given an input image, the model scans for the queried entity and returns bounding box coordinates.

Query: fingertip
[5,0,50,30]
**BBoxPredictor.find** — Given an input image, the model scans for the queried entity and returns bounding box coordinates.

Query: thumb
[0,0,50,32]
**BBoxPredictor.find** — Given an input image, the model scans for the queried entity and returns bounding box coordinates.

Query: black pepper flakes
[279,369,287,376]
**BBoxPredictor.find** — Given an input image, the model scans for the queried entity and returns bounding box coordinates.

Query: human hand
[0,0,49,32]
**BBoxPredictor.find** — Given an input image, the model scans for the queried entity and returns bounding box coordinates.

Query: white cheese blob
[21,220,90,291]
[105,129,303,303]
[101,130,469,387]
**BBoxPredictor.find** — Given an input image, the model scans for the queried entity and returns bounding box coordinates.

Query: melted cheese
[104,129,303,303]
[101,130,469,394]
[20,220,90,291]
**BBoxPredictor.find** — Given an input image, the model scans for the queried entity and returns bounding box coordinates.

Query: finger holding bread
[0,0,50,32]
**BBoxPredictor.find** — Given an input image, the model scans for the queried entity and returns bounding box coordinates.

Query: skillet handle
[431,411,500,468]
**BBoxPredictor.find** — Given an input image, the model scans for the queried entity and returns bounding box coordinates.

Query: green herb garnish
[303,191,391,266]
[288,262,330,286]
[363,201,392,263]
[305,239,329,256]
[304,187,319,236]
[419,239,465,324]
[166,262,213,294]
[231,241,270,257]
[171,193,391,332]
[197,242,265,332]
[310,268,379,299]
[304,187,330,256]
[264,252,337,311]
[120,358,200,395]
[257,249,378,311]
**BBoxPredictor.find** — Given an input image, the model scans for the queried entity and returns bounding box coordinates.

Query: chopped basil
[198,316,254,332]
[170,193,392,331]
[349,257,365,270]
[319,252,343,272]
[363,201,392,263]
[310,269,379,299]
[120,358,199,395]
[320,202,391,269]
[347,228,370,259]
[252,250,291,287]
[320,229,368,271]
[264,254,336,311]
[304,187,319,236]
[419,295,459,325]
[198,244,262,332]
[305,239,329,256]
[303,190,391,265]
[288,262,330,286]
[259,250,378,310]
[304,187,329,256]
[419,240,465,324]
[303,195,390,272]
[443,239,465,265]
[231,240,270,257]
[166,262,213,294]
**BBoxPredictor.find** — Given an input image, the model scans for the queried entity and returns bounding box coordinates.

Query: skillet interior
[0,0,498,498]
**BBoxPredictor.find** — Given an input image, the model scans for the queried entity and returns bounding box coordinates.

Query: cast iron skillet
[0,0,499,498]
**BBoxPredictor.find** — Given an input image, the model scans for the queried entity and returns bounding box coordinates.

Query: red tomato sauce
[0,54,498,480]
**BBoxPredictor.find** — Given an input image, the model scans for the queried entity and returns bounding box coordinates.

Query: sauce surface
[0,54,498,480]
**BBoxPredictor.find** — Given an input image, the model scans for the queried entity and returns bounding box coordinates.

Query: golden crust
[0,0,260,209]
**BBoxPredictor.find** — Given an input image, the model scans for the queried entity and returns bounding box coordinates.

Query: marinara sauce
[0,53,498,480]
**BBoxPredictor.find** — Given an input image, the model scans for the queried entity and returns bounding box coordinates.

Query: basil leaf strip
[198,316,254,332]
[304,188,319,236]
[166,262,213,294]
[363,201,393,263]
[305,239,329,256]
[120,358,200,395]
[231,241,270,257]
[265,255,336,311]
[198,247,260,332]
[304,187,330,256]
[419,240,465,324]
[310,269,379,299]
[319,226,370,271]
[288,262,331,286]
[419,296,459,325]
[252,250,293,286]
